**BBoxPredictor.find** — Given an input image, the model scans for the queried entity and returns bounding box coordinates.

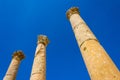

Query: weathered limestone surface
[30,35,49,80]
[81,40,120,80]
[69,12,96,46]
[66,7,120,80]
[3,51,25,80]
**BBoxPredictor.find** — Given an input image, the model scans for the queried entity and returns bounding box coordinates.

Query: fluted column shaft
[66,7,120,80]
[30,35,49,80]
[3,51,25,80]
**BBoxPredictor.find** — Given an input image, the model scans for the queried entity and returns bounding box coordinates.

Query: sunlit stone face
[3,51,25,80]
[30,35,48,80]
[80,40,120,80]
[69,13,96,46]
[67,7,120,80]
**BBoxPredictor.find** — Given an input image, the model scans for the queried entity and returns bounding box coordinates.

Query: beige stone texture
[30,44,46,80]
[3,51,25,80]
[3,58,20,80]
[30,35,49,80]
[66,7,120,80]
[69,13,96,46]
[81,40,120,80]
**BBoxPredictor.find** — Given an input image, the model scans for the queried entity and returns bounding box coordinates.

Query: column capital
[12,50,25,61]
[37,35,49,46]
[66,7,80,20]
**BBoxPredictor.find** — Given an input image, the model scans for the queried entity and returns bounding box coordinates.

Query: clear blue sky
[0,0,120,80]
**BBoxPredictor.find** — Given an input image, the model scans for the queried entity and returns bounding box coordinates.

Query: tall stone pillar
[30,35,49,80]
[3,51,25,80]
[66,7,120,80]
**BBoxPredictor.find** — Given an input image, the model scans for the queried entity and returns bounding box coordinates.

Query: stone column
[66,7,120,80]
[30,35,49,80]
[3,51,25,80]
